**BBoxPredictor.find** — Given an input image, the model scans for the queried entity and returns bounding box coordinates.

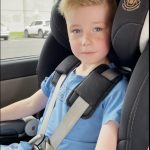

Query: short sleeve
[102,78,128,126]
[41,72,55,97]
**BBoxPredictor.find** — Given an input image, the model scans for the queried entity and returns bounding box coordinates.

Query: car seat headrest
[50,0,71,50]
[111,0,149,69]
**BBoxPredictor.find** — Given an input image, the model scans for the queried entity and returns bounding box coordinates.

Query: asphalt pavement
[1,38,46,59]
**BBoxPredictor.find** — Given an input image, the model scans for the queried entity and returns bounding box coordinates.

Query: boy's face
[66,4,112,66]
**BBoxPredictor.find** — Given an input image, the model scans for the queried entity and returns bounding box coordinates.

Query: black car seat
[0,0,149,149]
[37,0,149,149]
[37,0,149,150]
[111,0,149,149]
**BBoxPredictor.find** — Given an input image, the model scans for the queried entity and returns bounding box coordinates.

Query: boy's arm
[0,89,48,121]
[95,121,118,150]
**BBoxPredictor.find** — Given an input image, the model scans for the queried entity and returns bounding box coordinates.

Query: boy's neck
[75,59,110,76]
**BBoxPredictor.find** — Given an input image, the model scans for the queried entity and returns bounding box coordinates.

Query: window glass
[31,22,36,26]
[45,21,50,26]
[35,21,43,25]
[1,0,56,59]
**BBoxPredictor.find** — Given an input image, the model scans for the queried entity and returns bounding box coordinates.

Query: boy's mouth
[81,52,96,54]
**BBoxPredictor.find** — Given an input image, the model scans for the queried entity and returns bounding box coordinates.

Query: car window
[35,21,43,25]
[30,22,36,26]
[1,0,56,59]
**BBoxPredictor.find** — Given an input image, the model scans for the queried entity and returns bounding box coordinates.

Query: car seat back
[111,0,149,149]
[117,43,149,150]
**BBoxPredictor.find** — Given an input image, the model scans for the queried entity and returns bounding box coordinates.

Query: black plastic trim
[0,56,39,81]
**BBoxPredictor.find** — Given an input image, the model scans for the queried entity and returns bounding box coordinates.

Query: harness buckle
[45,137,54,150]
[30,134,54,150]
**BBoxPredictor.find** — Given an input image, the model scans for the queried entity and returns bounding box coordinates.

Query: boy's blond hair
[58,0,117,22]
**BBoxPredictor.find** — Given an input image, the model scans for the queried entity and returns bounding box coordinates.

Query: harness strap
[52,55,79,86]
[67,65,122,118]
[38,74,67,134]
[29,74,67,146]
[49,96,89,149]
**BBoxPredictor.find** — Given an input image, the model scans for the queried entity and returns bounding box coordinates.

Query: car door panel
[1,75,38,108]
[0,56,39,108]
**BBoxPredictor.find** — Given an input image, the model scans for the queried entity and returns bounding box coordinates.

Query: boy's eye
[93,27,103,32]
[71,29,81,34]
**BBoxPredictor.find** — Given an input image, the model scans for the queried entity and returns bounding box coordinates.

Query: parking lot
[1,38,46,59]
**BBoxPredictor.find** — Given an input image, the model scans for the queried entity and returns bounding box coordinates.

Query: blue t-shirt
[38,67,128,150]
[1,65,128,150]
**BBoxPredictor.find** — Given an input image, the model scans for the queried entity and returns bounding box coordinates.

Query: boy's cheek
[69,40,80,50]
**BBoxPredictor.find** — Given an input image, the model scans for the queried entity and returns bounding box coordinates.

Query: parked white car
[0,23,9,40]
[24,20,50,38]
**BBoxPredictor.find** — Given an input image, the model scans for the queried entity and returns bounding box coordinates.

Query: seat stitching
[126,72,149,150]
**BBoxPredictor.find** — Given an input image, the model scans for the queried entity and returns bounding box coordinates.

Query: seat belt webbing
[29,74,66,144]
[38,74,67,134]
[47,96,89,149]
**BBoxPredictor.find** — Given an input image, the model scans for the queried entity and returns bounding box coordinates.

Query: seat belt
[38,74,67,134]
[29,56,79,148]
[29,74,67,146]
[45,96,89,150]
[47,97,89,149]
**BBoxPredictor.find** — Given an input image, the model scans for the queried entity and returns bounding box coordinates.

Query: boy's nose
[81,33,91,47]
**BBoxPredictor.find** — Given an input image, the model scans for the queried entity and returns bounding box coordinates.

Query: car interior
[0,0,149,149]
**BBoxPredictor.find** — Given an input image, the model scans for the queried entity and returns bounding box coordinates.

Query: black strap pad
[52,55,79,85]
[51,55,122,118]
[67,64,122,118]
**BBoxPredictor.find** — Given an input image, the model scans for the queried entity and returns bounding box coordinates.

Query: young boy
[0,0,128,149]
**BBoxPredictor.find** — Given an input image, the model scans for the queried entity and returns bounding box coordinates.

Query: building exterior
[1,0,55,32]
